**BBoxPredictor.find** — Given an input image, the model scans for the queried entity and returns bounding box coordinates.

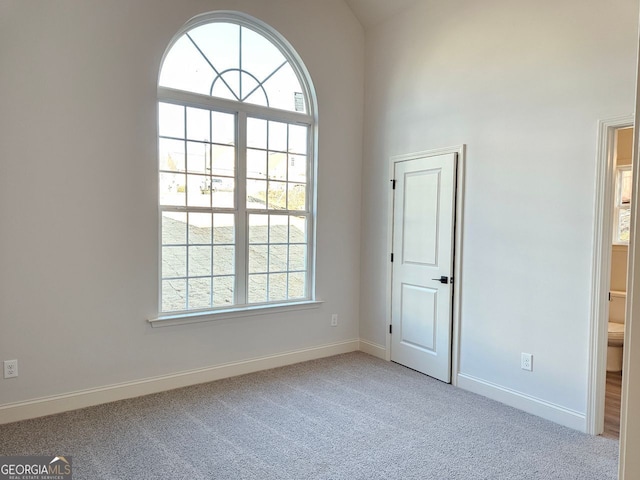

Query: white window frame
[151,12,319,325]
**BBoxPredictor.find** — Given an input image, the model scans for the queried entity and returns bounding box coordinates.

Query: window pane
[269,245,288,272]
[186,107,210,142]
[288,183,306,211]
[188,212,212,244]
[288,125,307,154]
[621,170,632,204]
[270,215,289,243]
[244,87,269,108]
[249,214,269,243]
[247,118,267,149]
[268,121,287,152]
[213,213,235,244]
[213,246,235,275]
[288,154,306,183]
[188,278,211,310]
[159,103,184,138]
[268,152,287,181]
[268,273,287,302]
[189,246,212,277]
[288,272,306,299]
[212,112,236,146]
[159,138,185,172]
[241,26,286,90]
[289,155,307,183]
[248,274,268,303]
[188,23,240,91]
[239,72,262,104]
[211,74,239,100]
[211,145,235,177]
[289,216,307,243]
[211,177,235,208]
[249,245,268,273]
[160,172,186,206]
[187,141,208,174]
[247,180,267,209]
[213,276,235,306]
[267,181,287,210]
[162,279,186,311]
[159,36,215,95]
[247,149,267,179]
[289,244,306,271]
[162,212,186,245]
[262,63,305,113]
[187,174,211,207]
[162,246,186,278]
[619,208,631,243]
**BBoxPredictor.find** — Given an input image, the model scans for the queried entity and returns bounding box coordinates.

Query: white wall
[360,0,639,422]
[0,0,363,408]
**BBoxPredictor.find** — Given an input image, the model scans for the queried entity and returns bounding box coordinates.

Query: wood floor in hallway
[603,371,622,439]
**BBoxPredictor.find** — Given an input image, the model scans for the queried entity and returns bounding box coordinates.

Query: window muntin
[158,15,315,315]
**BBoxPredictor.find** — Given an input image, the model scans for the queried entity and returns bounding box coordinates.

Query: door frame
[587,115,633,435]
[385,145,466,385]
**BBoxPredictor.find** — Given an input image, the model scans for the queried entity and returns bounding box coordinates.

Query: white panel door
[391,153,456,382]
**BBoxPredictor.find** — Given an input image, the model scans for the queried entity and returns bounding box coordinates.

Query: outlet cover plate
[521,353,533,371]
[4,359,18,378]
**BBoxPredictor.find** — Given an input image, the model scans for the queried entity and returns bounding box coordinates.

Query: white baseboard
[457,372,586,432]
[359,339,386,359]
[0,339,360,425]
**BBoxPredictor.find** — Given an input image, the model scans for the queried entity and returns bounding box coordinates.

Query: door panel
[391,152,456,382]
[400,283,437,351]
[403,171,440,265]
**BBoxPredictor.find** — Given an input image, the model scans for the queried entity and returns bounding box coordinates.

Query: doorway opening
[588,117,634,437]
[604,126,633,438]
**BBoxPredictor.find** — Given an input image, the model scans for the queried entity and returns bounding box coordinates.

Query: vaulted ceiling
[344,0,419,29]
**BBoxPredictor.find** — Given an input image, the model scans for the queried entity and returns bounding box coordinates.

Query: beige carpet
[0,352,618,479]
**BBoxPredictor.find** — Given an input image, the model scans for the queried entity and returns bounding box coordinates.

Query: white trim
[149,300,324,327]
[359,340,387,359]
[457,373,586,432]
[385,145,466,385]
[587,115,633,435]
[0,339,358,425]
[158,87,313,125]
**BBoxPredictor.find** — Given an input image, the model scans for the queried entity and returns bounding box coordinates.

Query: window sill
[148,300,324,328]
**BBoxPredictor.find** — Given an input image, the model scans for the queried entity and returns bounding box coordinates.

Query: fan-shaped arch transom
[160,21,308,113]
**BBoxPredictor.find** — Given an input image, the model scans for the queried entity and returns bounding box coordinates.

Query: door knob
[432,276,449,284]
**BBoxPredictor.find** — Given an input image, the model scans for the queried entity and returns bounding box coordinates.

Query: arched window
[158,12,316,315]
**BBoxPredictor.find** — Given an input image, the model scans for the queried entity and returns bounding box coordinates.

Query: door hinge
[391,179,396,189]
[391,253,394,262]
[389,324,392,334]
[609,292,611,301]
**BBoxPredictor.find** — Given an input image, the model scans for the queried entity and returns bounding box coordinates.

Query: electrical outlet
[4,359,18,379]
[331,314,338,327]
[521,353,533,371]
